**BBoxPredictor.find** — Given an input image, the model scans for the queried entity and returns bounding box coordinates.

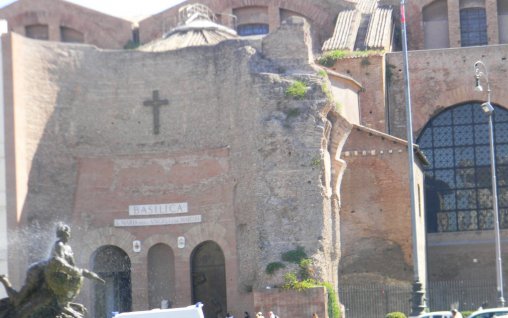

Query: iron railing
[339,280,498,318]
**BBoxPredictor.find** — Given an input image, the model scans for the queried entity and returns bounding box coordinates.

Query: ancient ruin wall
[6,18,344,300]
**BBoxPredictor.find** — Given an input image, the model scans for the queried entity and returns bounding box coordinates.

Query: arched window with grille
[417,103,508,233]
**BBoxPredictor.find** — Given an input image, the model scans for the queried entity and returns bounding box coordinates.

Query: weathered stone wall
[4,18,343,315]
[0,0,133,49]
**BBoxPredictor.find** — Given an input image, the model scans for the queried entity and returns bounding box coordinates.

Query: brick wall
[340,127,426,285]
[328,55,387,133]
[386,45,508,139]
[0,0,133,49]
[253,287,328,318]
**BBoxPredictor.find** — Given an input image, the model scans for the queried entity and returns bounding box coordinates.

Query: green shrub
[299,258,314,280]
[265,262,286,275]
[462,311,473,318]
[281,273,317,291]
[281,246,307,264]
[317,69,328,78]
[318,49,384,67]
[322,282,341,318]
[318,50,349,67]
[385,312,407,318]
[285,81,308,99]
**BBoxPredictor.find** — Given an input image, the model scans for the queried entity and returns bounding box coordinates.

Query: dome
[139,4,238,52]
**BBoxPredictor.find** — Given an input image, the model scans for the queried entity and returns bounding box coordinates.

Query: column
[486,0,499,44]
[268,5,280,32]
[447,0,461,47]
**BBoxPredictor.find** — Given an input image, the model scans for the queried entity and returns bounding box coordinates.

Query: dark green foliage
[385,312,407,318]
[281,246,307,264]
[265,262,286,275]
[123,40,140,50]
[285,108,300,118]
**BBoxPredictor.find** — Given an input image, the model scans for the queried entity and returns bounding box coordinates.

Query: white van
[418,311,453,318]
[113,303,204,318]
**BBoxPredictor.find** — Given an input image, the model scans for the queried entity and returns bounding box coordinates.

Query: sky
[0,0,187,20]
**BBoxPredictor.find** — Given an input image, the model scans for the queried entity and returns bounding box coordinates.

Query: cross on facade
[143,90,169,135]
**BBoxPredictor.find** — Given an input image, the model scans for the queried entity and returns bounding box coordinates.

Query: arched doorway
[147,243,175,309]
[92,245,132,318]
[191,241,227,318]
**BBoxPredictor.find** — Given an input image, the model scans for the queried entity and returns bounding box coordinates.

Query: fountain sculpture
[0,223,105,318]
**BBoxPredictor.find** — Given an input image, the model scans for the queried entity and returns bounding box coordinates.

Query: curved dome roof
[139,4,238,52]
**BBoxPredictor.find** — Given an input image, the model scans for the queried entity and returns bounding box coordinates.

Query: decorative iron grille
[417,103,508,233]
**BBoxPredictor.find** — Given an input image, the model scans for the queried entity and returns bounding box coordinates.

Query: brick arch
[140,223,232,259]
[420,0,442,10]
[75,227,139,267]
[183,223,232,258]
[414,86,482,133]
[143,234,178,255]
[414,85,508,134]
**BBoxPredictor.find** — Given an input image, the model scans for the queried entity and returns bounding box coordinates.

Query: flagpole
[400,0,426,315]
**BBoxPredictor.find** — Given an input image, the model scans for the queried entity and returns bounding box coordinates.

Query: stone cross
[143,90,169,135]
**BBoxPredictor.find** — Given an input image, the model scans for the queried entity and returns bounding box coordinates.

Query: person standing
[451,309,463,318]
[268,311,279,318]
[312,313,318,318]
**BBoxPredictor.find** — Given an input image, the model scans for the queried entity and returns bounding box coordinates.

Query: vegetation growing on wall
[318,50,384,67]
[285,81,308,99]
[265,262,286,275]
[284,108,301,119]
[281,246,307,263]
[266,246,342,318]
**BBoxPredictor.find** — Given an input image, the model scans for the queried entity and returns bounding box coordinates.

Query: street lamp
[474,60,505,307]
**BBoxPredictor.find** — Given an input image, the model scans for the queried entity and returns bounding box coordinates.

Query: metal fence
[339,280,498,318]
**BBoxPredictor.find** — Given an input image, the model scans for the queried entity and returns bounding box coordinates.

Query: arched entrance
[92,245,132,318]
[191,241,227,318]
[147,243,175,309]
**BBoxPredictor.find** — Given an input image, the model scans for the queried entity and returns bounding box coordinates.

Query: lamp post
[474,60,505,307]
[400,1,426,315]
